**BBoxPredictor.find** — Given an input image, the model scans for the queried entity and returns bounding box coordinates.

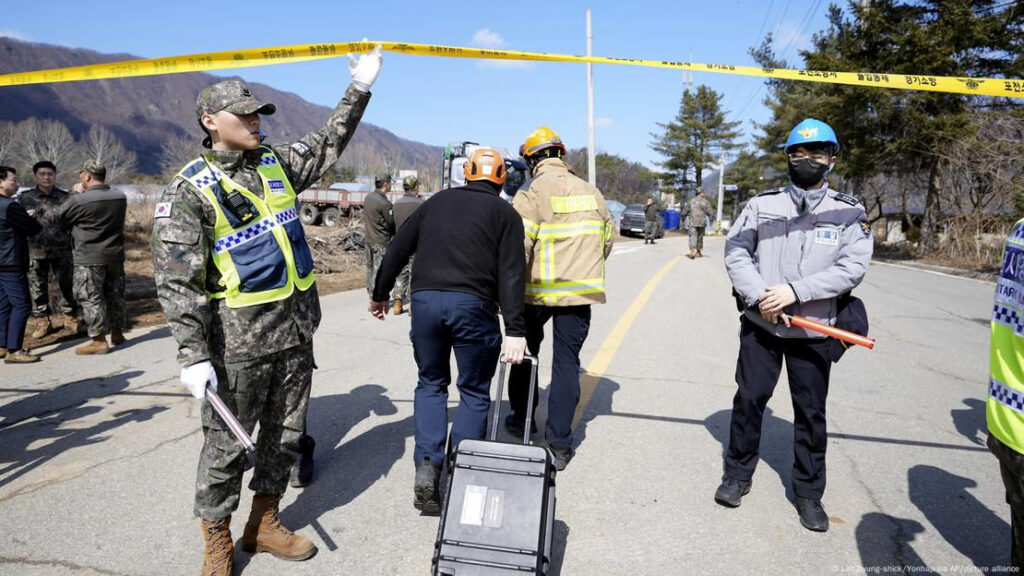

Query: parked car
[619,203,664,238]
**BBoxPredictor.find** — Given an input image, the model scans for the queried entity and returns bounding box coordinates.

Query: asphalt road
[0,235,1007,575]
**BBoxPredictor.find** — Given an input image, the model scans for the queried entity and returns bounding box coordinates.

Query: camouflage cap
[195,80,276,120]
[80,159,106,177]
[402,175,419,191]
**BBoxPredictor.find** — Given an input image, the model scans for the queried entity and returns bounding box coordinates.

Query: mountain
[0,37,442,182]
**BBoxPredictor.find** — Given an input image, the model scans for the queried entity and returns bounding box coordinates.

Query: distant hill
[0,37,442,183]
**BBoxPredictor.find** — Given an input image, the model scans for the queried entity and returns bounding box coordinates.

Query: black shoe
[504,414,538,439]
[414,458,441,514]
[714,476,752,508]
[290,435,316,488]
[549,445,575,472]
[794,497,829,532]
[650,240,656,244]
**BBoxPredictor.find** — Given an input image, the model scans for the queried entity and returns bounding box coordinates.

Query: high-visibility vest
[987,216,1024,453]
[178,147,315,308]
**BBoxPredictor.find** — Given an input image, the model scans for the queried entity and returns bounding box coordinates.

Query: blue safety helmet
[785,118,839,154]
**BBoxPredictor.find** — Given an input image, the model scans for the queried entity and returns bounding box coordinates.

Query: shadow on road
[855,512,930,572]
[274,384,412,556]
[952,398,987,447]
[908,464,1008,569]
[705,407,795,499]
[0,370,166,490]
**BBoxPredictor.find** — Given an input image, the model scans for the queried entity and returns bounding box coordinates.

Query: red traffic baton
[785,314,876,350]
[205,383,257,466]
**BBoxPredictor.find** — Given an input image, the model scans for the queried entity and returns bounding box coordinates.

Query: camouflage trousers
[195,342,314,521]
[689,226,706,250]
[73,263,125,338]
[644,220,658,241]
[365,242,399,300]
[393,256,414,303]
[29,256,77,317]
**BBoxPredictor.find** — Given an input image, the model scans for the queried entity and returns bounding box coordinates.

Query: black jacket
[59,184,127,265]
[372,181,527,336]
[0,195,43,271]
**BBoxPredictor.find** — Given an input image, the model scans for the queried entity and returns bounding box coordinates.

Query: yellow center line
[572,255,684,428]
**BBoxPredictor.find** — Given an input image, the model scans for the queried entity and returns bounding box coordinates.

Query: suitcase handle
[490,354,538,444]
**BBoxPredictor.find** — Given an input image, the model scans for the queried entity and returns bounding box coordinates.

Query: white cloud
[470,28,535,70]
[0,29,32,42]
[771,21,813,61]
[596,118,613,129]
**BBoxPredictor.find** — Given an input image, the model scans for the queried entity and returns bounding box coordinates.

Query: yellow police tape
[1,40,1022,99]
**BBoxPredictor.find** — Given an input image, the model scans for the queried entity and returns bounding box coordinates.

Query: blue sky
[2,0,834,169]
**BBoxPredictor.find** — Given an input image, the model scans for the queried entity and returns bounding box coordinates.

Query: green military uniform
[684,193,715,252]
[391,186,423,304]
[643,202,660,243]
[152,81,370,521]
[17,186,77,318]
[363,185,394,298]
[58,172,126,338]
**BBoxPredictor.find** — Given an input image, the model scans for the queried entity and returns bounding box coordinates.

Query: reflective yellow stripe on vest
[987,217,1024,453]
[530,218,610,303]
[180,148,315,308]
[550,194,598,214]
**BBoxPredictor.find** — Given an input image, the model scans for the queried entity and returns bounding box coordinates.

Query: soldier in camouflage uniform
[363,173,395,306]
[390,175,423,314]
[683,188,715,258]
[151,46,382,576]
[58,160,127,355]
[17,161,77,337]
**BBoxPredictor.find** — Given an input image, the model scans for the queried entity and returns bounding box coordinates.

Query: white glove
[181,360,217,400]
[348,42,383,93]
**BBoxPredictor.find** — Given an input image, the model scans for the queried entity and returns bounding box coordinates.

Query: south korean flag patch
[268,179,287,195]
[154,202,172,219]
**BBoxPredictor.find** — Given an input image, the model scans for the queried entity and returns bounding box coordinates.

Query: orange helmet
[519,126,566,159]
[463,147,507,186]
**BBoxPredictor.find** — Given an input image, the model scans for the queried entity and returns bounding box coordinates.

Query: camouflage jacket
[684,195,715,228]
[152,85,370,366]
[363,189,394,245]
[17,187,72,258]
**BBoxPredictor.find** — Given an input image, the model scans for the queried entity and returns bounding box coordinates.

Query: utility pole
[586,9,596,186]
[716,151,726,231]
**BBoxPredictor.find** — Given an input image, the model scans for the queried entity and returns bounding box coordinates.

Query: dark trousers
[410,290,502,465]
[0,271,32,351]
[989,434,1024,571]
[508,304,592,449]
[724,317,832,499]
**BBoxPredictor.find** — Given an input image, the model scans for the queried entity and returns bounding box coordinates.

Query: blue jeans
[410,290,502,465]
[0,271,32,352]
[508,304,592,449]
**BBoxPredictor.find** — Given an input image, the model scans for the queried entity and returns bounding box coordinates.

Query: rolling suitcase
[433,355,556,575]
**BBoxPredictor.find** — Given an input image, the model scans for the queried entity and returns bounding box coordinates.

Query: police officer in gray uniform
[714,118,873,533]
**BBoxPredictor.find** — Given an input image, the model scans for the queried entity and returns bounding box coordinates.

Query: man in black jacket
[0,166,43,363]
[60,160,127,355]
[371,148,528,514]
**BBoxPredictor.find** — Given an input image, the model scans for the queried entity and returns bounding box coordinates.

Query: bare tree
[82,126,138,183]
[0,122,15,166]
[158,133,198,178]
[11,118,80,177]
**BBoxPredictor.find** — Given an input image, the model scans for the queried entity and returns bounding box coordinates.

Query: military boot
[4,350,40,364]
[0,348,7,359]
[697,249,704,258]
[199,516,233,576]
[241,494,317,561]
[393,299,404,315]
[30,316,53,340]
[687,249,696,259]
[290,435,316,488]
[110,328,126,346]
[75,337,109,355]
[413,458,441,514]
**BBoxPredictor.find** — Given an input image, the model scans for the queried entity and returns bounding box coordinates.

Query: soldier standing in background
[390,175,423,315]
[683,187,715,259]
[18,161,78,338]
[151,46,381,576]
[363,173,395,309]
[59,160,127,356]
[643,197,659,245]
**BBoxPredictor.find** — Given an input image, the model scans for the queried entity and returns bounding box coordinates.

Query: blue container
[661,210,681,231]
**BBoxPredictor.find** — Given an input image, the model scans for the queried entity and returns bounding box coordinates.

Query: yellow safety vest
[987,217,1024,453]
[178,147,315,308]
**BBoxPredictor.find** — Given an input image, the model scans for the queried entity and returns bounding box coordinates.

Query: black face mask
[788,158,830,189]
